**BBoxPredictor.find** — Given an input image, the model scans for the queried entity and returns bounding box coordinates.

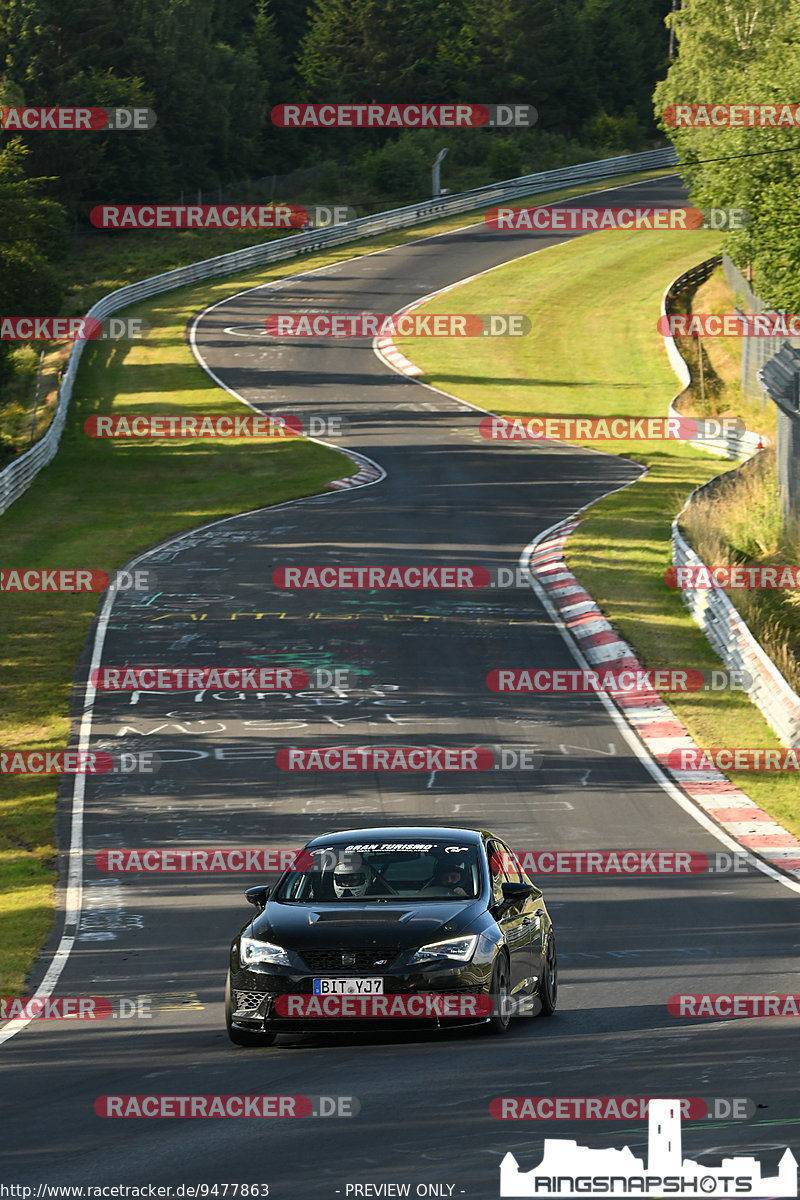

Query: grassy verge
[392,228,800,839]
[0,167,679,994]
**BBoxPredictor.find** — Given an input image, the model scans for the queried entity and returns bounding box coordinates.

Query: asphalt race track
[2,175,799,1196]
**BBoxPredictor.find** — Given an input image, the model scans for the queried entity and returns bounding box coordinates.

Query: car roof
[305,826,488,847]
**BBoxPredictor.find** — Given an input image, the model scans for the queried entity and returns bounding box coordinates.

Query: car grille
[299,948,400,973]
[232,991,267,1016]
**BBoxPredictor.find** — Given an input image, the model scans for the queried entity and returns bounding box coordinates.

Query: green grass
[393,227,800,839]
[0,167,681,995]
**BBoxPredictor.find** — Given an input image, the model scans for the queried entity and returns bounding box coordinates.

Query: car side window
[497,841,523,885]
[487,840,507,905]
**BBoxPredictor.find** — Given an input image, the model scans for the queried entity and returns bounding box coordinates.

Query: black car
[225,825,557,1045]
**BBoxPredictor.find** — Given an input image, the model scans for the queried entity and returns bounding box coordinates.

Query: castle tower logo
[500,1098,797,1197]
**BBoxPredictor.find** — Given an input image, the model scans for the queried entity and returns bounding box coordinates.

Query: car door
[487,839,535,993]
[500,840,546,987]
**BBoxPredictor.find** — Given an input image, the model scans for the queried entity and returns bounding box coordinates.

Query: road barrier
[0,147,677,516]
[665,262,800,745]
[661,256,766,460]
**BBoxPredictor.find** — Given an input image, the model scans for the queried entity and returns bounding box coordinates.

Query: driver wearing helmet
[332,856,373,899]
[426,864,469,897]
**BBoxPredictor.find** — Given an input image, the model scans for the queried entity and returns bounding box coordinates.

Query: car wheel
[486,953,512,1034]
[538,932,558,1016]
[225,973,277,1046]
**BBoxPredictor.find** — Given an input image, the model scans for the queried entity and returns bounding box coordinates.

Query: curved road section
[2,177,798,1195]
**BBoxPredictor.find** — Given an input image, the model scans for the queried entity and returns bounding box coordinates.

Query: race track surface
[2,176,798,1196]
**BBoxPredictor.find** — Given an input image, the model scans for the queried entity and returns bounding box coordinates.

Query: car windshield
[274,839,482,902]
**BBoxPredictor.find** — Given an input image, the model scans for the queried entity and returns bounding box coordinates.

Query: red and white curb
[329,453,384,490]
[375,336,424,376]
[529,516,800,880]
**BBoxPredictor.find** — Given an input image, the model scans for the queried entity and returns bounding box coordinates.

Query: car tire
[486,953,512,1034]
[225,973,277,1046]
[538,932,558,1016]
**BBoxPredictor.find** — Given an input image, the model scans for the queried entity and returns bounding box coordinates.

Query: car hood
[251,899,483,950]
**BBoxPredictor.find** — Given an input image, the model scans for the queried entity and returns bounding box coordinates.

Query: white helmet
[333,857,370,899]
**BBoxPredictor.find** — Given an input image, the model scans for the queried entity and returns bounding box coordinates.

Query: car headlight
[239,936,291,967]
[409,935,478,964]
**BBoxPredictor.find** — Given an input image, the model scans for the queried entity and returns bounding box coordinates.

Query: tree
[654,0,800,307]
[0,139,68,384]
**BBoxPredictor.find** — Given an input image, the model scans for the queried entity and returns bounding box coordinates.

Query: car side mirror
[501,881,534,906]
[245,885,271,909]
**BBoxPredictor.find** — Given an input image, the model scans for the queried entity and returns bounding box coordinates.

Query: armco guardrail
[665,260,799,745]
[672,501,800,746]
[0,146,677,516]
[662,254,767,460]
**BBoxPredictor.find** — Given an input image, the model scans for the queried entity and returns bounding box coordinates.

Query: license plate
[313,978,384,995]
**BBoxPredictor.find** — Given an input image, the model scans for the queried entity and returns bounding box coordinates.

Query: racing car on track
[225,825,557,1045]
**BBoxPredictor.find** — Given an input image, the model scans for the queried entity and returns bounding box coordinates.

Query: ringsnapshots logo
[271,103,537,128]
[479,415,745,442]
[0,107,156,131]
[0,317,150,341]
[265,313,530,337]
[663,103,800,127]
[498,1098,797,1197]
[485,206,750,232]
